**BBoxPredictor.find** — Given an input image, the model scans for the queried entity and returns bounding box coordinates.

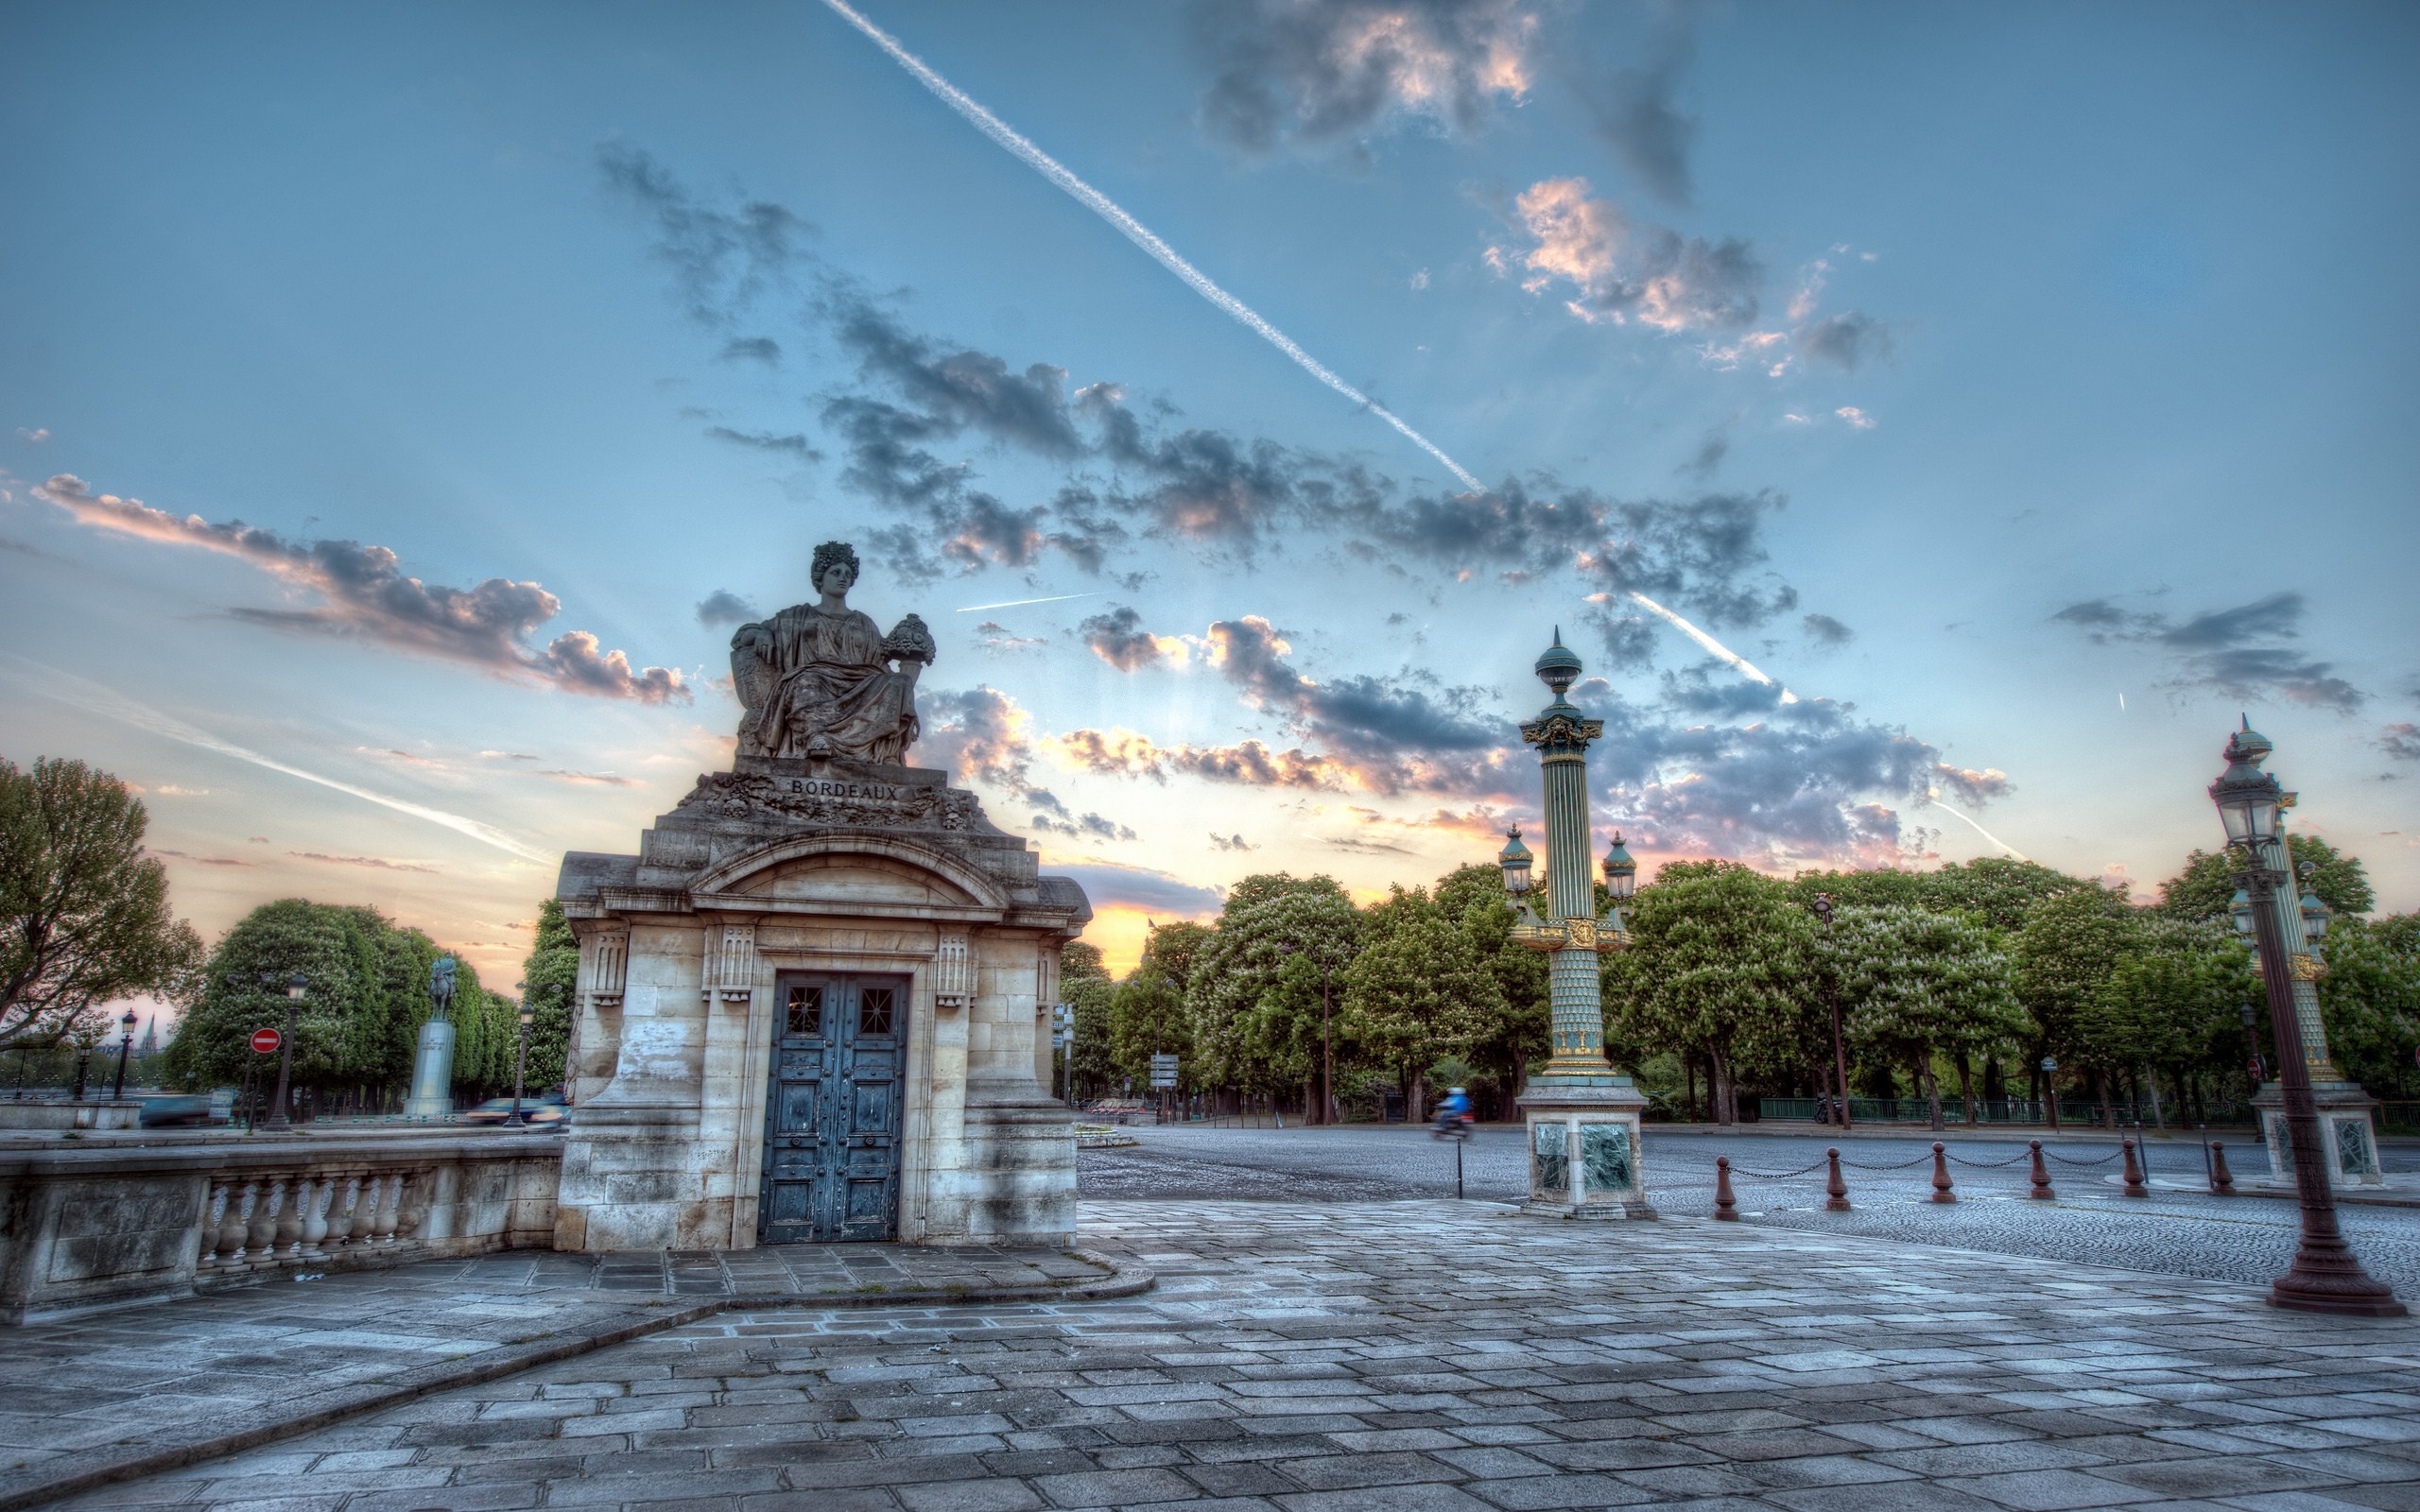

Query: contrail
[1923,795,2030,863]
[819,0,1485,494]
[1624,592,1799,704]
[955,593,1099,613]
[0,653,551,864]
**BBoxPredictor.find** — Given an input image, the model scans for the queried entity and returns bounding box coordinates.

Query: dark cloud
[918,686,1039,796]
[1079,606,1174,671]
[1500,177,1764,333]
[705,426,821,459]
[1681,428,1727,480]
[1058,729,1346,791]
[2052,591,2363,713]
[291,851,439,874]
[1044,861,1224,917]
[32,475,686,703]
[1802,612,1854,646]
[597,145,813,328]
[1205,615,1503,793]
[1031,810,1139,843]
[1585,610,1659,672]
[695,590,760,628]
[717,336,781,365]
[1794,311,1891,371]
[1190,0,1537,155]
[2381,724,2420,763]
[1210,833,1256,851]
[1568,21,1697,204]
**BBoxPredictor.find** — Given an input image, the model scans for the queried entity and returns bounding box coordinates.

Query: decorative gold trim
[2288,953,2326,981]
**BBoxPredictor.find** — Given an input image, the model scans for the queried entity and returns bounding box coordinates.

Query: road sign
[251,1027,282,1055]
[1149,1053,1179,1090]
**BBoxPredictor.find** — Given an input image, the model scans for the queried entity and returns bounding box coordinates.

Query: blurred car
[461,1092,568,1126]
[1081,1098,1147,1125]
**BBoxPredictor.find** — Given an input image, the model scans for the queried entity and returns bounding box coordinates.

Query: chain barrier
[1719,1159,1831,1180]
[1945,1149,2032,1169]
[2045,1147,2124,1167]
[1838,1151,1936,1171]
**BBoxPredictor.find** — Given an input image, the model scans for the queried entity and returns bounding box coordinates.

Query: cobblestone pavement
[67,1198,2420,1512]
[1082,1127,2420,1296]
[0,1246,1110,1501]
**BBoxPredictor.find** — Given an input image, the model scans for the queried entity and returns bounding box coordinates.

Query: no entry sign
[250,1027,282,1055]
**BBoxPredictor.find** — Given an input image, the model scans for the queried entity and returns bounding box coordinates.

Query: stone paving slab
[0,1246,1141,1512]
[54,1198,2420,1512]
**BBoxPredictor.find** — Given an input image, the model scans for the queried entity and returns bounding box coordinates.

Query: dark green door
[758,972,905,1243]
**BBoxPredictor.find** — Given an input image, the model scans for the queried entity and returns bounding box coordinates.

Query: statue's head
[811,541,860,596]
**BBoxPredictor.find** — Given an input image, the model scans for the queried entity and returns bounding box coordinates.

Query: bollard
[2120,1136,2148,1197]
[1714,1157,1738,1220]
[1824,1146,1851,1211]
[1929,1142,1956,1203]
[2027,1139,2054,1201]
[2209,1141,2235,1195]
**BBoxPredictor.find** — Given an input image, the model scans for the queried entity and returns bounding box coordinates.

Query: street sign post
[1148,1053,1178,1089]
[250,1027,282,1055]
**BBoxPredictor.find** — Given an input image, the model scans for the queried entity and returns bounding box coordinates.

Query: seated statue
[731,541,935,764]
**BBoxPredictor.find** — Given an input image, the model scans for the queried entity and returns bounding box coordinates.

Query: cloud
[705,426,821,458]
[1058,727,1347,791]
[1796,311,1892,371]
[31,474,687,704]
[291,851,440,874]
[1190,0,1536,155]
[1204,614,1505,793]
[1031,810,1138,842]
[1079,606,1187,671]
[2051,591,2363,713]
[15,428,49,444]
[2382,724,2420,762]
[597,144,814,328]
[151,849,259,868]
[696,590,760,627]
[1499,177,1760,332]
[1802,612,1854,646]
[533,769,643,787]
[1568,16,1697,203]
[717,336,781,365]
[1834,406,1876,430]
[1043,860,1224,917]
[1210,832,1256,851]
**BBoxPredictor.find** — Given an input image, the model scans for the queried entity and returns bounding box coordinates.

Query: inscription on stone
[676,770,981,831]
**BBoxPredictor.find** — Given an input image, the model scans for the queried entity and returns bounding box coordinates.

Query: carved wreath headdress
[811,540,861,585]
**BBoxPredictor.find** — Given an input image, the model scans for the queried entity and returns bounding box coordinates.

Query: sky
[5,0,2417,999]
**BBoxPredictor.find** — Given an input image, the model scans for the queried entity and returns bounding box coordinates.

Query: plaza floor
[48,1197,2420,1512]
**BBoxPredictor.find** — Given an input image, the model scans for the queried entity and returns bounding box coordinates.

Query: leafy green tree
[2011,884,2133,1080]
[1833,904,2026,1129]
[2159,836,2372,922]
[2078,917,2251,1125]
[1059,941,1115,1099]
[1340,885,1502,1120]
[0,757,203,1052]
[1608,862,1815,1124]
[519,899,578,1096]
[2318,914,2420,1100]
[1106,921,1208,1091]
[1184,879,1359,1101]
[1434,862,1548,1093]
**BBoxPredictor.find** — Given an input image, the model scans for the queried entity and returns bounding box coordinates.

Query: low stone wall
[0,1134,562,1324]
[0,1101,143,1131]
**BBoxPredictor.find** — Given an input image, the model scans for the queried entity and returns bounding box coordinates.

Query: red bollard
[2028,1139,2054,1201]
[1929,1141,1956,1203]
[1714,1156,1738,1220]
[2209,1141,2236,1196]
[1824,1146,1851,1211]
[2121,1137,2148,1197]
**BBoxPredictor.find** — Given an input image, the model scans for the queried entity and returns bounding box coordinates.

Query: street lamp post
[2208,722,2403,1316]
[265,973,304,1127]
[1808,893,1852,1131]
[2041,1056,2061,1132]
[111,1008,137,1100]
[1496,630,1652,1219]
[72,1043,91,1102]
[508,983,533,1128]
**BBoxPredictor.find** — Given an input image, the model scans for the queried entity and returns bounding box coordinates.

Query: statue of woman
[731,541,935,764]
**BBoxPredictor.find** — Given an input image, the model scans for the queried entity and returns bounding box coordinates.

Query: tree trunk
[2094,1069,2116,1129]
[1408,1068,1426,1125]
[1684,1055,1699,1121]
[2142,1064,2166,1130]
[1955,1053,1976,1125]
[1709,1047,1737,1126]
[1920,1057,1945,1132]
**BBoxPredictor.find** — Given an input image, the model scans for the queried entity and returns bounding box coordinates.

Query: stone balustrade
[0,1133,562,1324]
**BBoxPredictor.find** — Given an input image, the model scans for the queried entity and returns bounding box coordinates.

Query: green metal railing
[1756,1096,2256,1127]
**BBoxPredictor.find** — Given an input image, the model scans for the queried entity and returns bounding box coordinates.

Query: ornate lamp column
[1498,630,1653,1220]
[2213,722,2386,1192]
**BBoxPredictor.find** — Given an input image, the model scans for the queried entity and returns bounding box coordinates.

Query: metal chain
[1945,1150,2032,1169]
[2045,1147,2125,1166]
[1720,1160,1831,1180]
[1839,1152,1936,1170]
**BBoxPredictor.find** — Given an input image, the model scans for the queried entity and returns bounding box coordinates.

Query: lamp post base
[1517,1078,1654,1221]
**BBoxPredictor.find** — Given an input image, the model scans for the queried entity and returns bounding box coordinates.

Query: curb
[0,1250,1152,1512]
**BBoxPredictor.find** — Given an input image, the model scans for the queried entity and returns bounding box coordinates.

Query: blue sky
[5,0,2416,984]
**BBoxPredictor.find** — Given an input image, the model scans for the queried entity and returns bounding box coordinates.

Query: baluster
[324,1175,362,1251]
[280,1177,314,1259]
[199,1180,233,1269]
[299,1177,335,1259]
[221,1179,259,1263]
[249,1177,289,1268]
[371,1173,403,1245]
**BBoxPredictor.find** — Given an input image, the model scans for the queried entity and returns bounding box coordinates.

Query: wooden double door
[758,972,906,1243]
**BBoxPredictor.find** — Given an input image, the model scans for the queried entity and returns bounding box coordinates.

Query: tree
[1340,885,1501,1120]
[2318,914,2420,1100]
[1609,862,1815,1124]
[2159,836,2373,922]
[1059,941,1115,1100]
[2077,917,2251,1125]
[1435,863,1549,1096]
[1833,904,2026,1129]
[2011,884,2133,1076]
[0,757,203,1053]
[519,899,578,1095]
[1184,879,1359,1103]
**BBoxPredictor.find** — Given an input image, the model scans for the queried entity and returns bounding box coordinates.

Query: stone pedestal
[402,1019,456,1120]
[2251,1081,2384,1192]
[1519,1079,1653,1220]
[550,755,1088,1252]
